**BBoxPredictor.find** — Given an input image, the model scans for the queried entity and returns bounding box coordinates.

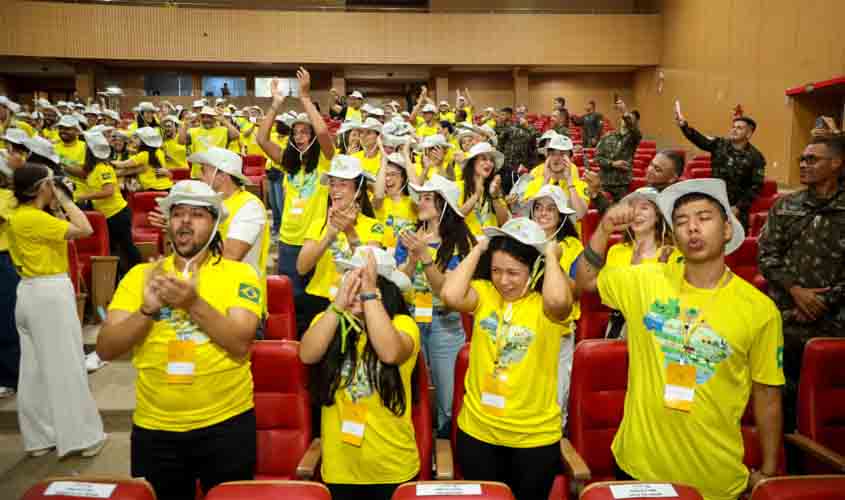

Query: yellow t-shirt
[597,263,785,500]
[41,127,61,144]
[458,279,567,447]
[557,236,583,332]
[0,189,18,252]
[351,150,381,177]
[280,152,331,246]
[109,255,261,432]
[345,107,362,122]
[87,163,127,218]
[416,123,439,138]
[265,132,288,171]
[131,150,173,191]
[457,183,498,237]
[606,242,684,268]
[243,123,269,157]
[303,214,386,299]
[8,204,69,277]
[317,312,421,484]
[227,136,243,155]
[55,139,89,198]
[188,126,229,177]
[483,119,496,128]
[439,111,456,124]
[16,120,36,137]
[373,195,417,249]
[162,137,188,170]
[414,157,461,183]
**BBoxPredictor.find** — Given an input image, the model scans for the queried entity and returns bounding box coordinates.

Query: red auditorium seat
[639,140,657,149]
[580,209,601,245]
[68,241,86,324]
[414,352,435,480]
[750,475,845,500]
[725,237,768,292]
[749,212,768,237]
[243,154,266,171]
[581,481,703,500]
[460,313,473,342]
[171,168,191,181]
[751,179,779,213]
[249,340,317,480]
[393,481,515,500]
[206,480,330,500]
[77,211,119,315]
[689,167,712,178]
[785,338,845,474]
[131,191,167,258]
[265,275,297,340]
[22,476,155,500]
[576,291,612,343]
[628,177,646,193]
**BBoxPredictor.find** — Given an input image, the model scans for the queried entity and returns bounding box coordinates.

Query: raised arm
[440,238,487,313]
[297,67,334,161]
[575,203,633,294]
[54,185,94,240]
[257,79,286,164]
[372,138,388,210]
[221,117,240,141]
[408,86,428,125]
[360,253,414,365]
[542,243,573,322]
[177,116,190,146]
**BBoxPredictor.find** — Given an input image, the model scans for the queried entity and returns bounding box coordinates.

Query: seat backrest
[581,481,703,500]
[568,340,629,483]
[750,476,845,500]
[265,275,297,341]
[725,237,758,268]
[393,481,515,500]
[749,212,768,237]
[628,177,646,193]
[67,241,80,294]
[77,211,110,258]
[171,168,191,181]
[206,480,331,500]
[22,476,155,500]
[760,179,778,197]
[450,343,472,478]
[413,352,433,480]
[250,340,311,479]
[581,209,601,245]
[750,194,779,213]
[798,338,845,472]
[131,192,167,230]
[460,313,473,343]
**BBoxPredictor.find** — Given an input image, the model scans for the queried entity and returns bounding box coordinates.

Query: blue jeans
[417,309,466,433]
[266,170,283,234]
[0,252,20,389]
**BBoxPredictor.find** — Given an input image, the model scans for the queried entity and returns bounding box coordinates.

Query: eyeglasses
[799,155,832,165]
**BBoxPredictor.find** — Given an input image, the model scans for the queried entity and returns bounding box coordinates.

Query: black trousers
[131,409,256,500]
[456,428,560,500]
[0,252,20,389]
[106,206,142,278]
[327,483,403,500]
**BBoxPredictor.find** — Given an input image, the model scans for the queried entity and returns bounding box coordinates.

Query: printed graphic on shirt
[478,312,535,370]
[238,283,260,304]
[643,298,732,384]
[777,346,783,369]
[288,170,318,198]
[159,306,209,344]
[341,357,376,402]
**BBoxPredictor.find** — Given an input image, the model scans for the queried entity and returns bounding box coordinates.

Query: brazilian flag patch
[102,173,111,180]
[238,283,260,304]
[371,223,385,235]
[777,346,783,369]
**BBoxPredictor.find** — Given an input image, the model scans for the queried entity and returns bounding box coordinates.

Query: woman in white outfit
[8,163,107,458]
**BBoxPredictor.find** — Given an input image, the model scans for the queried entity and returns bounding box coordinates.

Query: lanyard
[492,302,514,375]
[678,268,732,360]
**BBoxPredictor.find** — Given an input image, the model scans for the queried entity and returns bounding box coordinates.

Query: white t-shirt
[226,198,265,276]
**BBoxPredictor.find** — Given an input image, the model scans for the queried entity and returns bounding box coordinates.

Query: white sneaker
[0,386,15,398]
[28,446,55,457]
[81,435,108,457]
[85,352,107,373]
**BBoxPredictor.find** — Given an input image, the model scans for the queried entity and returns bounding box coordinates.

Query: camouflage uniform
[758,182,845,430]
[496,122,539,194]
[552,124,570,137]
[595,114,641,203]
[680,124,766,228]
[572,112,604,148]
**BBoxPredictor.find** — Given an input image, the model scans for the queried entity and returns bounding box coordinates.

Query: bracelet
[582,245,606,270]
[359,291,380,302]
[139,305,159,319]
[421,260,435,268]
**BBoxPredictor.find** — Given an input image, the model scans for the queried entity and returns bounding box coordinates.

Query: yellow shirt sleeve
[230,263,262,318]
[130,151,149,166]
[109,263,146,312]
[35,209,70,243]
[596,263,654,315]
[749,302,786,385]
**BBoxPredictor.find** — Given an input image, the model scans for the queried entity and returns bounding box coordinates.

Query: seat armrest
[560,438,591,482]
[785,432,845,472]
[295,438,322,480]
[434,438,454,480]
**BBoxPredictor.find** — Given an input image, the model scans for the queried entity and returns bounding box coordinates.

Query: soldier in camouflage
[571,100,604,148]
[550,110,570,137]
[594,100,641,203]
[677,112,765,229]
[495,107,539,194]
[758,135,845,431]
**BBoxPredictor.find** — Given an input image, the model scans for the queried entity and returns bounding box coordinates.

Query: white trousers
[558,330,575,431]
[15,274,105,457]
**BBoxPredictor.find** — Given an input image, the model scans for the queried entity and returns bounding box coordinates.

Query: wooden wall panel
[632,0,845,186]
[449,73,515,111]
[528,73,634,118]
[0,2,661,66]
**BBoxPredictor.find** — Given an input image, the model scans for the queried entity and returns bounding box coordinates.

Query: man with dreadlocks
[97,180,262,500]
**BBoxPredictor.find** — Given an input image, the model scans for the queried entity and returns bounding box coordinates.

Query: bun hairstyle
[13,163,51,203]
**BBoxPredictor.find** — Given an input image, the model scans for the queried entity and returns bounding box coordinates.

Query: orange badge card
[167,340,196,385]
[664,362,696,412]
[341,401,368,447]
[481,373,509,416]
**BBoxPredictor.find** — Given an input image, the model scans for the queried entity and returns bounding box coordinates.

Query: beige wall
[528,73,634,117]
[0,2,660,66]
[632,0,845,186]
[429,0,638,12]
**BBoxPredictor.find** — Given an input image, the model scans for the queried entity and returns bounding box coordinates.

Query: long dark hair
[326,175,375,218]
[275,121,291,137]
[281,124,320,175]
[530,204,578,242]
[474,236,544,292]
[420,195,475,271]
[385,160,410,196]
[27,153,60,175]
[138,143,162,169]
[136,112,159,129]
[462,155,494,211]
[309,276,412,416]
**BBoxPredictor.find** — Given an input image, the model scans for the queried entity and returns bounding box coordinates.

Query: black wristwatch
[359,292,380,302]
[140,306,160,320]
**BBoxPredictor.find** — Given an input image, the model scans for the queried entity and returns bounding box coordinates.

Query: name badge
[290,197,305,215]
[481,373,509,416]
[414,292,433,324]
[341,400,368,447]
[664,362,696,412]
[167,340,195,384]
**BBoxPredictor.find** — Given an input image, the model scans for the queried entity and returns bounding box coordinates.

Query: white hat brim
[482,225,547,253]
[187,151,252,185]
[408,182,464,218]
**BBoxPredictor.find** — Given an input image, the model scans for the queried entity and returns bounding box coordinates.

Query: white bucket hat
[290,113,312,128]
[337,119,362,135]
[656,178,745,255]
[382,134,410,148]
[192,99,206,108]
[199,106,218,117]
[419,134,453,151]
[135,126,163,148]
[157,180,228,221]
[188,147,252,185]
[335,246,411,292]
[464,141,504,170]
[383,120,414,137]
[483,107,495,113]
[349,90,364,100]
[360,103,374,114]
[538,129,559,145]
[384,151,408,169]
[455,123,485,140]
[72,113,88,127]
[0,96,20,114]
[83,106,100,116]
[83,132,112,160]
[621,186,660,206]
[1,128,29,146]
[320,154,374,185]
[23,136,60,164]
[527,184,576,217]
[101,109,120,122]
[359,117,383,134]
[57,115,83,131]
[161,115,181,125]
[483,217,549,253]
[215,98,226,105]
[409,174,463,218]
[137,102,158,113]
[368,107,385,118]
[87,124,114,136]
[438,100,450,108]
[479,124,498,146]
[544,134,574,153]
[421,103,437,114]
